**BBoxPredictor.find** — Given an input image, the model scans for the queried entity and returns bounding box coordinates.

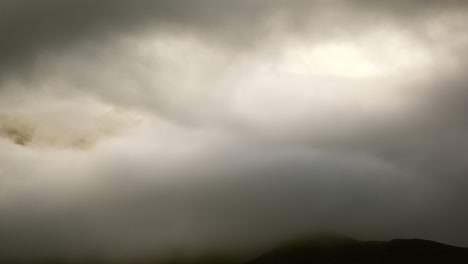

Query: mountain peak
[247,236,468,264]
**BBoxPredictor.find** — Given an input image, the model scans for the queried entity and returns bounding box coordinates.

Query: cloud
[1,0,466,80]
[1,0,468,262]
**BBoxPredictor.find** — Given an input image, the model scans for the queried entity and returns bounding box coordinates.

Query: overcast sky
[1,0,468,262]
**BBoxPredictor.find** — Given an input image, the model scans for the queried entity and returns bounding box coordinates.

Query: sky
[1,0,468,262]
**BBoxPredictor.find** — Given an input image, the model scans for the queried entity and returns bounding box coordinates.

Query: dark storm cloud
[1,0,467,81]
[0,0,287,80]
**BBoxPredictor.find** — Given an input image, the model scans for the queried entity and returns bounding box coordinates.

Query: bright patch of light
[278,31,433,78]
[121,30,435,132]
[230,31,434,129]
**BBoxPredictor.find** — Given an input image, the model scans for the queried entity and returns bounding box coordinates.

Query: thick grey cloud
[1,0,467,80]
[1,0,468,262]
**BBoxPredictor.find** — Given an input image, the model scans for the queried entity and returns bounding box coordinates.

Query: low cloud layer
[1,0,468,262]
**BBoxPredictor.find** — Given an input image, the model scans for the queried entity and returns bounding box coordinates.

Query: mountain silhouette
[5,234,468,263]
[246,234,468,264]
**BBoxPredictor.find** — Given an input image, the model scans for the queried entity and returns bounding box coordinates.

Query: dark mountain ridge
[4,235,468,264]
[246,234,468,264]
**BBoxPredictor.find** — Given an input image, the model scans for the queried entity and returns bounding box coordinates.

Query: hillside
[246,234,468,264]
